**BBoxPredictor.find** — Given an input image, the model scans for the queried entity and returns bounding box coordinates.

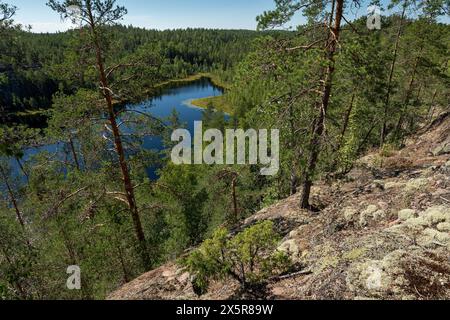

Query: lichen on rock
[278,239,301,261]
[437,222,450,232]
[359,205,386,227]
[342,207,359,221]
[347,250,450,300]
[421,206,450,225]
[398,209,416,221]
[404,178,429,193]
[432,140,450,156]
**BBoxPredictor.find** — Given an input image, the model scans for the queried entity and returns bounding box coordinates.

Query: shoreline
[189,95,233,115]
[9,73,232,123]
[155,72,230,91]
[159,72,233,115]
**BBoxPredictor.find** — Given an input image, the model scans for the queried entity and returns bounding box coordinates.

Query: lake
[10,77,224,179]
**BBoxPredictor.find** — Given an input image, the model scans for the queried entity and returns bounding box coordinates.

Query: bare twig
[440,196,450,204]
[106,63,137,79]
[285,38,326,52]
[45,186,89,218]
[276,269,313,280]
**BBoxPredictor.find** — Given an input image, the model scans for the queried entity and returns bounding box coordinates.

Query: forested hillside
[1,24,287,124]
[110,113,450,300]
[0,0,449,300]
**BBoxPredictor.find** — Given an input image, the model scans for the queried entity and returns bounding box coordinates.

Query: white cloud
[17,19,74,33]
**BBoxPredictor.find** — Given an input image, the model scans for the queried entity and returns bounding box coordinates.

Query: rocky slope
[109,113,450,300]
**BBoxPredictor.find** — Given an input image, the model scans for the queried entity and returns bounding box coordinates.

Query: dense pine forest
[0,0,449,300]
[1,26,287,124]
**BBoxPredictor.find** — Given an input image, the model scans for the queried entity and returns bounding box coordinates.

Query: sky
[9,0,446,34]
[10,0,300,32]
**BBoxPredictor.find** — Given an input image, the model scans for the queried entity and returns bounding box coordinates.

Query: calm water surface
[12,78,224,179]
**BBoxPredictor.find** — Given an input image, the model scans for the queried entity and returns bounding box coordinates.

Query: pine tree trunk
[0,246,27,299]
[59,223,93,300]
[116,242,131,283]
[290,171,298,196]
[68,135,81,170]
[341,94,355,140]
[0,164,33,251]
[427,89,438,121]
[394,48,422,139]
[86,7,150,269]
[381,3,406,145]
[231,176,238,222]
[300,0,344,209]
[289,102,298,195]
[0,165,26,229]
[15,157,29,181]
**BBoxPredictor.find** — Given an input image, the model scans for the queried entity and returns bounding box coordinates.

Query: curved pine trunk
[300,0,344,209]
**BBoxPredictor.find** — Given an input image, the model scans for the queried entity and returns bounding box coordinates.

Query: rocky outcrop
[109,114,450,301]
[347,249,450,300]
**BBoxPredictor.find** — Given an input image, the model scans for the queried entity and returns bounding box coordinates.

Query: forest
[1,25,287,124]
[0,0,449,300]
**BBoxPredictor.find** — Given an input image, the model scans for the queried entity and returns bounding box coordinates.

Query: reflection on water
[10,78,224,180]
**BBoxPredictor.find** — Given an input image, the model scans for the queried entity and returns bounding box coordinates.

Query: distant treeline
[0,26,290,124]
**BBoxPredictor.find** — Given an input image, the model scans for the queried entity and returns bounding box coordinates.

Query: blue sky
[8,0,434,33]
[11,0,301,32]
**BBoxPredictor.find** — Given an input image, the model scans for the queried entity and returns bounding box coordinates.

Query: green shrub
[183,221,291,295]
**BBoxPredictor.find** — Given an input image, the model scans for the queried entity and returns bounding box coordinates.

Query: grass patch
[155,72,230,90]
[12,109,48,118]
[190,95,233,115]
[200,72,231,90]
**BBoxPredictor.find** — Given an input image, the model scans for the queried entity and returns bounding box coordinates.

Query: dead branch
[276,269,313,280]
[45,186,89,218]
[285,38,326,52]
[106,63,138,79]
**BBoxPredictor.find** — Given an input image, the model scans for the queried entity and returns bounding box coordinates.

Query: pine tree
[47,0,151,269]
[258,0,346,209]
[0,1,15,27]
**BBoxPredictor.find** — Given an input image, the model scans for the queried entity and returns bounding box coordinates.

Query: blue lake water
[10,78,224,179]
[133,78,224,157]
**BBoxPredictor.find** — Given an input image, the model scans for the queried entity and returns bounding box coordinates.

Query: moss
[342,207,359,221]
[422,206,450,225]
[398,209,416,221]
[432,141,450,156]
[437,222,450,232]
[278,239,300,256]
[318,255,340,272]
[385,181,405,190]
[379,144,396,158]
[404,178,429,193]
[359,205,381,226]
[343,248,368,262]
[418,228,450,247]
